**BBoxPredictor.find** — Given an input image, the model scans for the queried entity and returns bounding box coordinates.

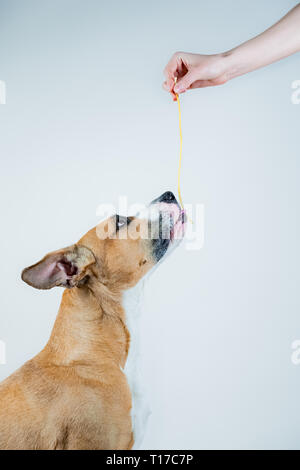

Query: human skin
[163,3,300,99]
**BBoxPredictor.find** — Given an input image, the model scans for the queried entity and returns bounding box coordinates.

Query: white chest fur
[122,281,151,450]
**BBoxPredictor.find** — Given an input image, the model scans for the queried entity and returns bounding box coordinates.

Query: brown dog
[0,192,185,450]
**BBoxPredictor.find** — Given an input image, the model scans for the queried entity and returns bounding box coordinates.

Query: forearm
[224,3,300,80]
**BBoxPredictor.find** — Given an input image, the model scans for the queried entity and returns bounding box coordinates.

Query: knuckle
[172,51,183,62]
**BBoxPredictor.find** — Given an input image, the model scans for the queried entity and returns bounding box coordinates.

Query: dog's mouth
[170,209,186,242]
[150,191,186,262]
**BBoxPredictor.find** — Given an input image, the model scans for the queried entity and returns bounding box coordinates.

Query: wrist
[220,49,248,81]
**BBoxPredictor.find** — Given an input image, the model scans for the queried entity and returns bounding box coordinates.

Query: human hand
[163,51,230,99]
[163,4,300,100]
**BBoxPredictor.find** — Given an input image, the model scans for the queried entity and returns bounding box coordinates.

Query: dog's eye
[115,215,131,231]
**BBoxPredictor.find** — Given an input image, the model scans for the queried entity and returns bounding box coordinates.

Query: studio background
[0,0,299,449]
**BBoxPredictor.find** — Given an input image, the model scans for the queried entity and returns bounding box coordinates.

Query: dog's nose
[159,191,176,203]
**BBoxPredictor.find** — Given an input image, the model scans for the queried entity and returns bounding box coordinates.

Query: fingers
[163,54,178,81]
[163,52,228,97]
[164,52,204,95]
[162,80,177,100]
[163,52,185,92]
[163,73,227,98]
[174,69,198,94]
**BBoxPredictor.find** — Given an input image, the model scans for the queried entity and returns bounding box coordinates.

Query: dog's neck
[39,277,148,447]
[40,282,130,370]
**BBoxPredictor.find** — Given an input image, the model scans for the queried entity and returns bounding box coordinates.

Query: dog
[0,191,185,450]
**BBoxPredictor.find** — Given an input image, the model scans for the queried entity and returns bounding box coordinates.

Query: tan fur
[0,217,156,450]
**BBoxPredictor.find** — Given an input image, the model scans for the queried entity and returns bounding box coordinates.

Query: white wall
[0,0,299,449]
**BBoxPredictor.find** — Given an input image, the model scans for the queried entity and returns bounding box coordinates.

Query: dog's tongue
[170,210,186,241]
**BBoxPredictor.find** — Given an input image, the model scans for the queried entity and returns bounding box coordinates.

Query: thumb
[174,70,198,94]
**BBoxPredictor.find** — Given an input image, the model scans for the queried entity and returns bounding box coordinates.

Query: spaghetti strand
[175,91,184,210]
[174,86,192,223]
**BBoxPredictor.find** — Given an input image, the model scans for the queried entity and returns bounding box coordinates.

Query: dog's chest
[122,283,150,450]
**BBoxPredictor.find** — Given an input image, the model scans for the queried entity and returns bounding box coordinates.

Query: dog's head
[22,191,185,292]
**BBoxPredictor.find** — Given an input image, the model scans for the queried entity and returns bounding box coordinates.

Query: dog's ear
[21,245,96,290]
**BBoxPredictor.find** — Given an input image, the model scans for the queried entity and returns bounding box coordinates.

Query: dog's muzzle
[150,191,186,262]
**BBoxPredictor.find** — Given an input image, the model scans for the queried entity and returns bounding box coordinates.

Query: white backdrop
[0,0,300,449]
